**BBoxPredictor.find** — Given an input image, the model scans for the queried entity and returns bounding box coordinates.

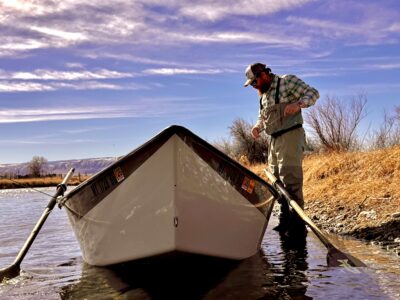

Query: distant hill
[0,157,118,176]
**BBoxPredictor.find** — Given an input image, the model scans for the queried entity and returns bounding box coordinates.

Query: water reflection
[59,255,240,299]
[270,231,311,300]
[59,234,311,300]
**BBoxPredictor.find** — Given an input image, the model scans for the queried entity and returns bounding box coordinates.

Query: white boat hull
[65,126,275,266]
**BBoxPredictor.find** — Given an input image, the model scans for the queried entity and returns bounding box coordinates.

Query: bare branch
[28,156,48,177]
[305,93,367,151]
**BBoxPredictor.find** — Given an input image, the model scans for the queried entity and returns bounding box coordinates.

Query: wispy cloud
[166,30,309,47]
[0,67,141,92]
[0,106,136,123]
[179,0,314,21]
[286,12,400,46]
[369,63,400,70]
[82,52,180,66]
[0,97,221,123]
[387,22,400,32]
[0,137,97,145]
[0,0,315,59]
[0,68,135,80]
[30,26,87,41]
[143,68,225,75]
[65,62,85,69]
[0,80,143,92]
[0,81,54,92]
[61,126,119,134]
[50,81,141,90]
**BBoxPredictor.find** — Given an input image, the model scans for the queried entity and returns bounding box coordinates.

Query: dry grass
[303,146,399,202]
[248,145,400,231]
[0,175,91,189]
[302,146,400,230]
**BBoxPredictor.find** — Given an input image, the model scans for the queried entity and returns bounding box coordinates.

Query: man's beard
[259,81,272,94]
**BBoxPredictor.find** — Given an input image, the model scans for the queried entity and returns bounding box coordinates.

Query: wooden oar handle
[62,168,75,185]
[264,168,278,184]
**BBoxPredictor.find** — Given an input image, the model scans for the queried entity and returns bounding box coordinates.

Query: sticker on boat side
[241,177,255,194]
[113,167,125,183]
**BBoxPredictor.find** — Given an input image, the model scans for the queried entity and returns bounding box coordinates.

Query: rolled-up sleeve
[285,75,319,107]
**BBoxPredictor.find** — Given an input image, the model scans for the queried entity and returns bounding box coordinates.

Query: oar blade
[0,264,20,282]
[327,247,366,268]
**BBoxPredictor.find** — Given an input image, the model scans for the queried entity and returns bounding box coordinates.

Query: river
[0,187,399,299]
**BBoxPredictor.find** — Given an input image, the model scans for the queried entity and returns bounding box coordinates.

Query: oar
[0,168,75,282]
[264,168,366,268]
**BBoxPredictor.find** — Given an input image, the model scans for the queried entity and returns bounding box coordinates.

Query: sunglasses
[250,79,257,87]
[250,72,263,87]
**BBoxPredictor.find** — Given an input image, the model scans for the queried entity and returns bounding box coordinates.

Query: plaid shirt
[255,74,319,130]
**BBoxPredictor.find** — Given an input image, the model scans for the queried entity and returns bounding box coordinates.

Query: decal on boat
[113,167,125,183]
[241,177,255,194]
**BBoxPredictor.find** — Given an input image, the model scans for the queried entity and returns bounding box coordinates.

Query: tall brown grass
[0,175,90,189]
[249,145,400,229]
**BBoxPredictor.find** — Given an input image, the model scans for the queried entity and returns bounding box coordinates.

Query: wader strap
[271,124,302,139]
[275,77,281,104]
[259,77,281,111]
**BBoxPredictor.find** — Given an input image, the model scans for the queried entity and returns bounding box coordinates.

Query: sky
[0,0,399,163]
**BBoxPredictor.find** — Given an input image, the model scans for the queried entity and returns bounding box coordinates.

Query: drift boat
[63,125,277,266]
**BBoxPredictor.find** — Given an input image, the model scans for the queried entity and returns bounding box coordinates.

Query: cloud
[0,68,135,80]
[0,0,314,58]
[0,67,141,92]
[0,106,136,123]
[50,81,139,90]
[0,137,97,145]
[0,80,143,92]
[82,52,180,66]
[0,97,222,123]
[1,38,46,51]
[178,0,314,21]
[387,22,400,33]
[369,63,400,70]
[65,62,85,69]
[61,126,118,134]
[30,26,87,41]
[143,68,224,75]
[286,11,400,46]
[0,81,55,92]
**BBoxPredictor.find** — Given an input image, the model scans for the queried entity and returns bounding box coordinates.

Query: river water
[0,187,399,299]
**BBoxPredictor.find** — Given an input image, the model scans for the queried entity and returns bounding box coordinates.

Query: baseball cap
[244,63,268,87]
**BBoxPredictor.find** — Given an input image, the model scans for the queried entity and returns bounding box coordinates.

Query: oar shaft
[269,176,332,249]
[13,207,52,264]
[264,168,366,267]
[12,168,75,267]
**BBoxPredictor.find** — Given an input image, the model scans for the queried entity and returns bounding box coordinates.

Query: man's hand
[251,126,260,139]
[284,101,304,116]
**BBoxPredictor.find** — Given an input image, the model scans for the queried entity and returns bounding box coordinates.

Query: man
[244,63,319,234]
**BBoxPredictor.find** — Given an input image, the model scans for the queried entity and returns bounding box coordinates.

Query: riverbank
[249,145,400,255]
[0,175,90,189]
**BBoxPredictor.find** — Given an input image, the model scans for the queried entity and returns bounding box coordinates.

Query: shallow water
[0,188,399,299]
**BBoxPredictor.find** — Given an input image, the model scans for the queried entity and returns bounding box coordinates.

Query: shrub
[214,118,269,164]
[368,105,400,149]
[305,93,367,151]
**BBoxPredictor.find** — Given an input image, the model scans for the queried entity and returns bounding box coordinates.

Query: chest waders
[260,77,302,137]
[261,78,306,235]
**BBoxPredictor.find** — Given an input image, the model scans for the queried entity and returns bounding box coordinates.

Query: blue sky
[0,0,399,163]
